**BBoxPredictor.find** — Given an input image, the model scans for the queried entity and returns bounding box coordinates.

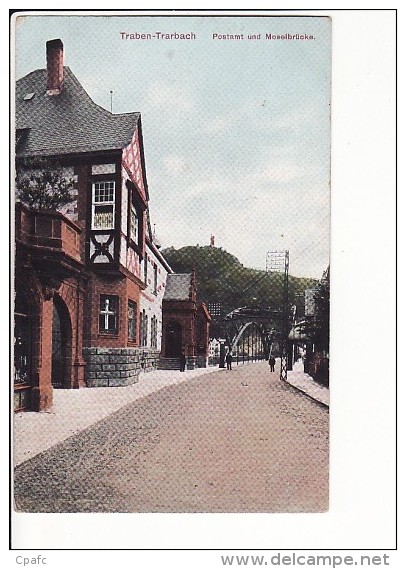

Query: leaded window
[92,181,115,229]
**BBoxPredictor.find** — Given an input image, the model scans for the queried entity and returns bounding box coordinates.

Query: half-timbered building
[14,39,171,410]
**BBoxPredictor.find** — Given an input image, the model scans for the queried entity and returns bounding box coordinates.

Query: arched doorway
[52,295,72,388]
[165,321,182,357]
[14,291,33,411]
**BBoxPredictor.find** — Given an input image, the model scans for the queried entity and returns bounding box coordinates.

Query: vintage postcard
[12,11,331,523]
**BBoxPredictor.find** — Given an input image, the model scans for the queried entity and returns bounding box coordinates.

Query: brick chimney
[46,39,64,95]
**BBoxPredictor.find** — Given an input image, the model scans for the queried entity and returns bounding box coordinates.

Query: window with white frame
[92,181,115,229]
[99,295,118,334]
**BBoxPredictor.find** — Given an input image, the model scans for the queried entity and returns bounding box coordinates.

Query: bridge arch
[229,321,270,363]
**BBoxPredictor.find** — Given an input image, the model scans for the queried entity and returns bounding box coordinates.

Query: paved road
[14,361,329,513]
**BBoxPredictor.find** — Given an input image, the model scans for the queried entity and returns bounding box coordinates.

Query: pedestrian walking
[268,355,276,372]
[180,350,186,372]
[226,350,233,370]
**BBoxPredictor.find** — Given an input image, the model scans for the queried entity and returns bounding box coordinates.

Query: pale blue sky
[14,15,331,278]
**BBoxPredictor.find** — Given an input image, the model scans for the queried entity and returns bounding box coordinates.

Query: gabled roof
[16,67,139,157]
[145,237,173,274]
[164,273,193,301]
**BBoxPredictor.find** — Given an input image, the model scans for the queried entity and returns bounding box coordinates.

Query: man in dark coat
[180,350,186,372]
[268,355,276,372]
[226,350,233,370]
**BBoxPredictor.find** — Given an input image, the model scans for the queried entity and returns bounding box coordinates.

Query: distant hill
[162,245,317,317]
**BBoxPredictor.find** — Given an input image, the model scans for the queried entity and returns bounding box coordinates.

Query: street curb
[284,379,329,408]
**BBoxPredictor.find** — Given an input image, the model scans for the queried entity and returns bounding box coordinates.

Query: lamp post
[266,250,290,381]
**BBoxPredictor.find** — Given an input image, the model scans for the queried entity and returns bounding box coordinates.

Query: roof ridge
[17,66,140,119]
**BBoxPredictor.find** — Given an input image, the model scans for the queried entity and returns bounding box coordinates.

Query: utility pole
[266,250,290,381]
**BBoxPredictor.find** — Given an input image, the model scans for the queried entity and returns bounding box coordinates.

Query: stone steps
[158,357,181,370]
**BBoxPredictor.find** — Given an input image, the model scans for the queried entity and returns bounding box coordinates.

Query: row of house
[14,39,210,412]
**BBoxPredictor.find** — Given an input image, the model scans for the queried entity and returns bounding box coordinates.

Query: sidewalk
[13,366,223,467]
[286,359,329,407]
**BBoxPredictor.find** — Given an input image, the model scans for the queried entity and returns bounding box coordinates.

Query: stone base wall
[83,347,162,387]
[139,349,161,373]
[83,348,140,387]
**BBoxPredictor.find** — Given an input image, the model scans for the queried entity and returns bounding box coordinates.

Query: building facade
[14,39,170,410]
[138,236,172,372]
[161,272,211,369]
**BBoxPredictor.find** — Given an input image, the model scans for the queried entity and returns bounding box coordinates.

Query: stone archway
[51,294,73,388]
[165,320,182,357]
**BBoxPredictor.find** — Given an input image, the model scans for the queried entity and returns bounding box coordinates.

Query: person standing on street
[226,350,233,370]
[180,350,186,372]
[268,354,276,372]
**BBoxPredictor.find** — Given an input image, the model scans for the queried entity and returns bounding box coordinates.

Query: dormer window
[92,181,115,229]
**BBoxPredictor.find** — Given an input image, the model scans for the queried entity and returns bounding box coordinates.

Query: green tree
[16,158,75,211]
[162,245,318,316]
[309,266,330,353]
[299,266,330,385]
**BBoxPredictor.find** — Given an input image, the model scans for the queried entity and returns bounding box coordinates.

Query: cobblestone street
[14,361,329,513]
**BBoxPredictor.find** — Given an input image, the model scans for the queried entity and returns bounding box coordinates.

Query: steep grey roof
[16,67,139,157]
[164,273,192,301]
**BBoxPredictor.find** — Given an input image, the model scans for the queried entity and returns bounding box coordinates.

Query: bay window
[92,181,115,229]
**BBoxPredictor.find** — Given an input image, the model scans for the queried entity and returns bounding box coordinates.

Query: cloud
[268,102,325,131]
[149,159,330,278]
[163,154,188,175]
[256,162,312,185]
[201,114,238,136]
[146,82,196,114]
